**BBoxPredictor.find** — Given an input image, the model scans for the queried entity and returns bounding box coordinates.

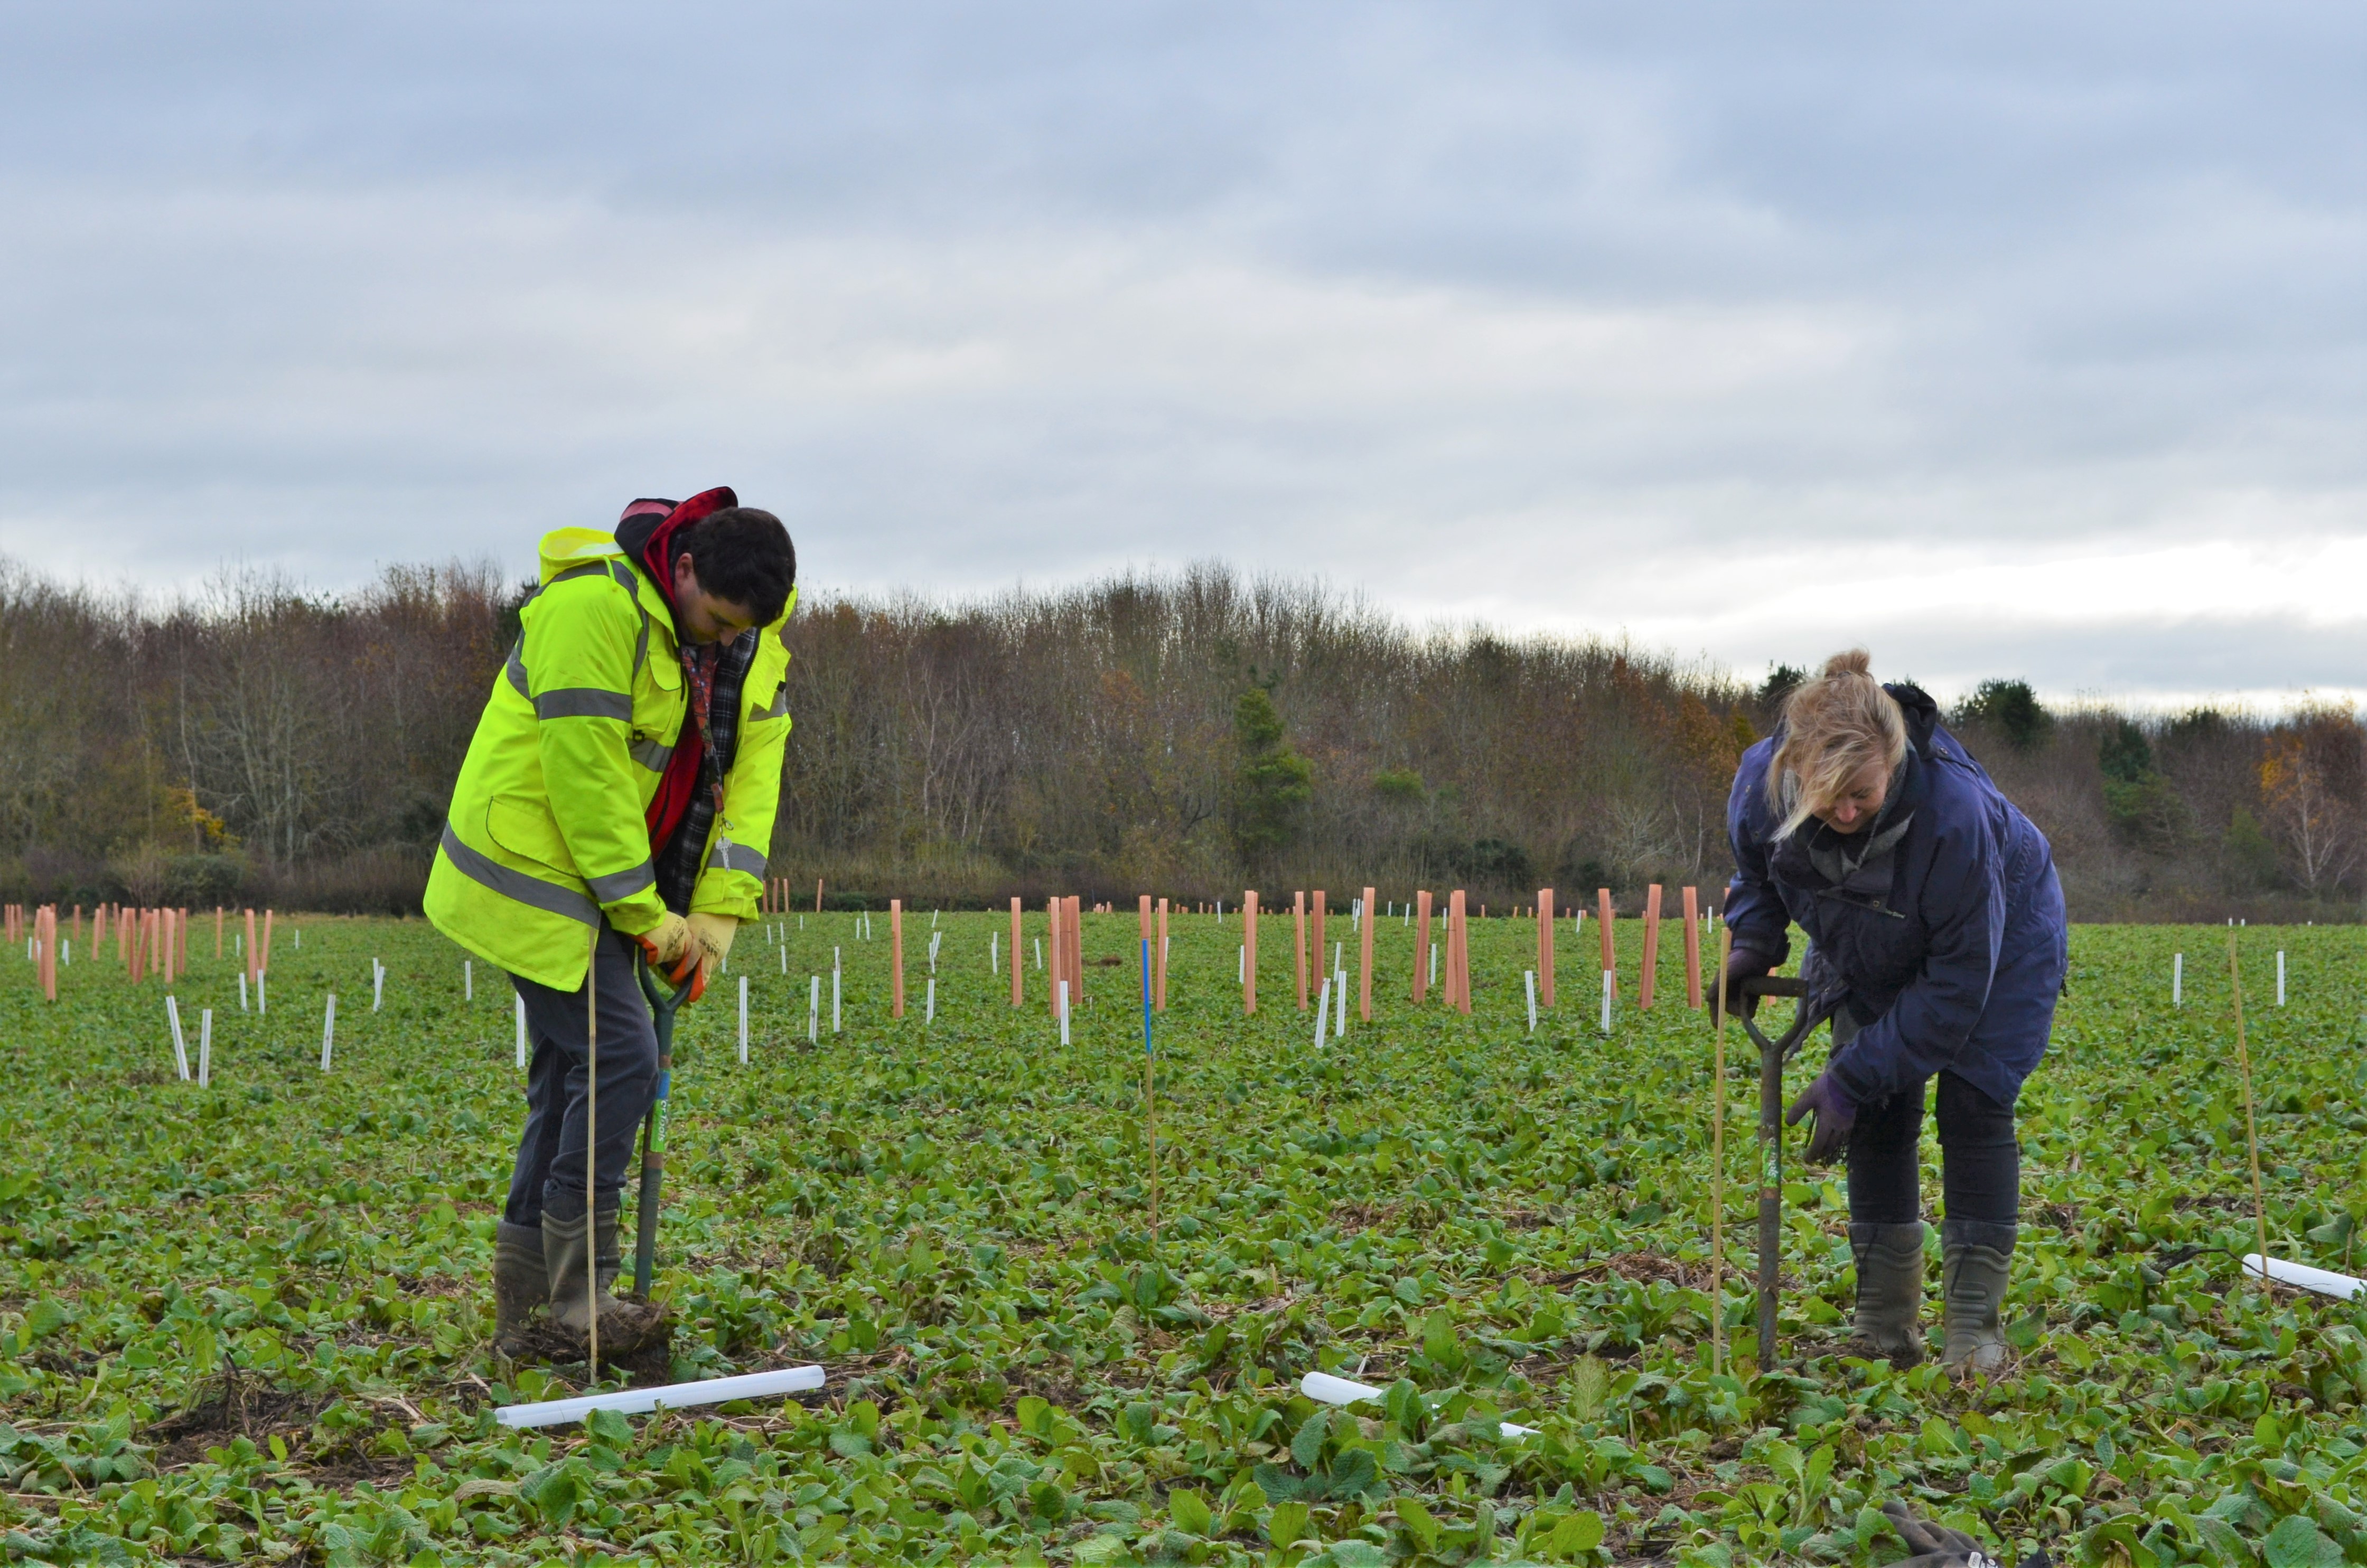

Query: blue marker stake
[1142,936,1159,1243]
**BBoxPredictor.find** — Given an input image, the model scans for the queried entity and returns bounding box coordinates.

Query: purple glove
[1881,1502,2047,1567]
[1785,1071,1856,1165]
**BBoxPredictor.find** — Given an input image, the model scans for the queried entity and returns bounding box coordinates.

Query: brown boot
[492,1220,548,1354]
[543,1204,663,1357]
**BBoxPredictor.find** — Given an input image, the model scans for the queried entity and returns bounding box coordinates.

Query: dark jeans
[503,923,660,1227]
[1845,1069,2020,1227]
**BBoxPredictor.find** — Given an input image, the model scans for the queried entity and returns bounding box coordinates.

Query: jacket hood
[1886,681,1941,757]
[616,487,737,614]
[536,527,628,583]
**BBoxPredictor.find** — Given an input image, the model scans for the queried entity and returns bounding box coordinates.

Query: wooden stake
[1640,884,1663,1009]
[889,900,905,1018]
[1711,925,1732,1375]
[1155,897,1169,1011]
[1066,896,1084,1007]
[1310,891,1326,1003]
[1596,888,1616,998]
[1537,888,1556,1009]
[815,878,824,914]
[1682,886,1703,1009]
[1243,890,1259,1015]
[2229,932,2272,1293]
[1412,890,1433,1003]
[1448,889,1471,1014]
[1358,885,1376,1020]
[1046,897,1063,1016]
[1011,897,1026,1007]
[1294,891,1309,1010]
[261,909,274,973]
[244,908,258,987]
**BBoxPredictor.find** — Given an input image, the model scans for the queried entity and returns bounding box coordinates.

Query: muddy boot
[1941,1220,2016,1375]
[492,1220,548,1353]
[543,1202,663,1357]
[1845,1221,1926,1367]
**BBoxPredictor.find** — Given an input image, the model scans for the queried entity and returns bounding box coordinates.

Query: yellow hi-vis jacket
[425,527,793,990]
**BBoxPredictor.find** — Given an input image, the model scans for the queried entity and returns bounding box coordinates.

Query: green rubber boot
[543,1203,663,1356]
[1845,1221,1926,1367]
[1941,1220,2017,1375]
[492,1220,547,1354]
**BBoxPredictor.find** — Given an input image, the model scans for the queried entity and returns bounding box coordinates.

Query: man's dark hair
[677,507,796,624]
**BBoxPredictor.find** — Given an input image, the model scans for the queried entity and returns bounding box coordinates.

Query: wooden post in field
[1243,891,1259,1015]
[1412,890,1434,1003]
[39,907,56,1002]
[244,908,259,987]
[1439,889,1458,1012]
[888,899,905,1017]
[1010,897,1025,1007]
[1070,896,1086,1003]
[1537,888,1556,1009]
[1682,886,1703,1009]
[1138,894,1154,1013]
[260,909,275,974]
[1640,885,1663,1009]
[1293,891,1309,1009]
[1358,885,1376,1020]
[162,908,176,987]
[1155,897,1170,1011]
[1596,888,1615,998]
[214,906,223,960]
[1044,897,1060,1015]
[1311,891,1327,998]
[816,878,825,914]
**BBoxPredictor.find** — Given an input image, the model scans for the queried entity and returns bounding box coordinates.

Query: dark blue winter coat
[1724,683,2067,1110]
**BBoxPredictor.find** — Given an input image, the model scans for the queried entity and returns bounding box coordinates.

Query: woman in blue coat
[1723,650,2066,1372]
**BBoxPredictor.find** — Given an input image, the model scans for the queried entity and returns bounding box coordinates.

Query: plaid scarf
[655,628,757,914]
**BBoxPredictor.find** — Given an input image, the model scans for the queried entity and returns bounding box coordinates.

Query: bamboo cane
[1711,925,1732,1376]
[585,925,600,1374]
[2229,932,2272,1293]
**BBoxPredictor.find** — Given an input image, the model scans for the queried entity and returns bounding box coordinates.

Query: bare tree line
[1,553,2360,919]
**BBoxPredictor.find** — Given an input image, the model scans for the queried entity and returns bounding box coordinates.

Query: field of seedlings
[2,904,2365,1566]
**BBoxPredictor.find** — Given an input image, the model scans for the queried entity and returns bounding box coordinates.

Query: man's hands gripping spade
[633,912,705,1002]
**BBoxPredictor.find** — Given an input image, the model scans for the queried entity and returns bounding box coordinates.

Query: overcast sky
[1,3,2359,708]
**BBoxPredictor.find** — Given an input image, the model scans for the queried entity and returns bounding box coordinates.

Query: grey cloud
[0,3,2358,705]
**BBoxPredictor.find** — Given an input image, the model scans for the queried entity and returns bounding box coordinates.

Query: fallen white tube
[1299,1372,1537,1436]
[1302,1370,1383,1404]
[495,1364,827,1429]
[2244,1254,2366,1300]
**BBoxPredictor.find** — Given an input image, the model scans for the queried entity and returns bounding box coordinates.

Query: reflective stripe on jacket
[425,526,793,990]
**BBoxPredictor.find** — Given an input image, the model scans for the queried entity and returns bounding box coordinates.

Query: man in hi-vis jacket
[428,489,796,1354]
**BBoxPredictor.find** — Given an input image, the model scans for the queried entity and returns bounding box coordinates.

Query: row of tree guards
[6,902,280,1002]
[824,885,1715,1021]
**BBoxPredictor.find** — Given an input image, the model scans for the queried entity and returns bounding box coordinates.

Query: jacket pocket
[486,794,580,878]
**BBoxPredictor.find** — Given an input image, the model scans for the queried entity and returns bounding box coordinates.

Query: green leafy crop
[1,908,2363,1564]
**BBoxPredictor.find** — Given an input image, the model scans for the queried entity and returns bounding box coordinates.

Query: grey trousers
[503,923,661,1227]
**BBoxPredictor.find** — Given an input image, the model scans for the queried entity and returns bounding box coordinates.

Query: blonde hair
[1768,649,1908,838]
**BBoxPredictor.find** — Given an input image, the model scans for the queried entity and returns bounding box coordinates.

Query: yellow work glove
[687,913,738,993]
[631,912,698,987]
